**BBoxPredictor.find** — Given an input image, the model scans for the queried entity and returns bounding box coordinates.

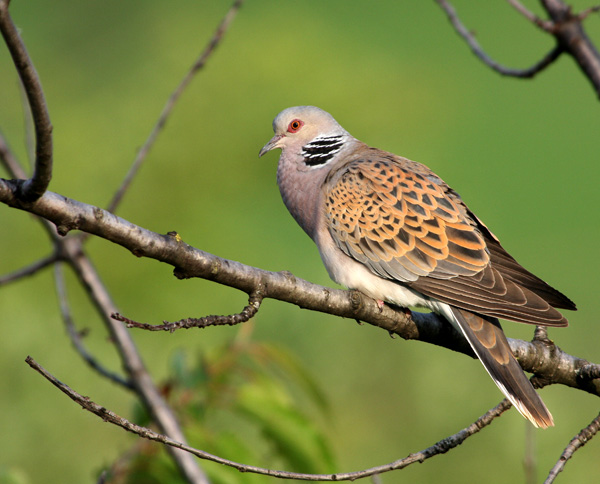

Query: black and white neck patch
[301,135,344,167]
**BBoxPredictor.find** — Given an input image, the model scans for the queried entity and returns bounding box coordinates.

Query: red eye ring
[287,119,304,133]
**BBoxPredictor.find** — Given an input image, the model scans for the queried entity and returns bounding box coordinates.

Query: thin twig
[507,0,556,32]
[0,0,53,201]
[544,412,600,483]
[113,288,263,332]
[54,262,134,389]
[576,5,600,21]
[0,253,56,286]
[26,355,511,481]
[435,0,563,77]
[105,0,244,215]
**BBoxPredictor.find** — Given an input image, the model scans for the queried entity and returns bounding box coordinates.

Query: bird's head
[259,106,349,160]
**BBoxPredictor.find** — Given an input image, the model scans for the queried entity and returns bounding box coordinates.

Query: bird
[259,105,576,428]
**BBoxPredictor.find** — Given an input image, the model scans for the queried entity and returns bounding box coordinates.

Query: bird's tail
[446,306,553,428]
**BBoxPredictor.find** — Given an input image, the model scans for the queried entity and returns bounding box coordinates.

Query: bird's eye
[287,119,304,133]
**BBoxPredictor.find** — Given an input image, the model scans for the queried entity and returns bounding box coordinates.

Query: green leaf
[235,378,336,474]
[258,342,331,416]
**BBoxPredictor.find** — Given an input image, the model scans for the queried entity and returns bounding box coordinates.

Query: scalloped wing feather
[324,155,571,326]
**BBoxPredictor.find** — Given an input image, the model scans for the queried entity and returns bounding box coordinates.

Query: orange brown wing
[324,156,570,325]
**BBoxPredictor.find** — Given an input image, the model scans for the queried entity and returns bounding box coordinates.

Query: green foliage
[103,325,335,483]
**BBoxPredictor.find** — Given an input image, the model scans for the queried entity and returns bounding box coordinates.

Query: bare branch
[114,286,263,332]
[105,0,244,215]
[26,355,513,481]
[0,0,53,201]
[0,252,56,286]
[507,0,556,32]
[3,185,597,399]
[541,0,600,97]
[575,5,600,21]
[54,262,133,389]
[544,412,600,483]
[435,0,563,77]
[437,0,600,96]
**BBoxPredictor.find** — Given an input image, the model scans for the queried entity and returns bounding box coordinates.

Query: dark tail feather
[449,307,554,428]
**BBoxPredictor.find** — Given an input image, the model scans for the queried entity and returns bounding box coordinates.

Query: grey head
[259,106,354,165]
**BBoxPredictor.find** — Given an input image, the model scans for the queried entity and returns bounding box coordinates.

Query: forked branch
[435,0,563,78]
[436,0,600,97]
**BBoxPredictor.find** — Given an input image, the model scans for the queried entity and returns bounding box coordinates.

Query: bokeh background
[1,1,599,482]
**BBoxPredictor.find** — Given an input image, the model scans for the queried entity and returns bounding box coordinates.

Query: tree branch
[26,355,513,481]
[54,262,133,389]
[435,0,563,77]
[507,0,556,32]
[436,0,600,96]
[541,0,600,98]
[544,411,600,483]
[3,183,598,398]
[0,252,56,286]
[113,286,263,332]
[0,0,53,201]
[576,5,600,22]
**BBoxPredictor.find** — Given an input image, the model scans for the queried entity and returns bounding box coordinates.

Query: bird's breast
[277,158,329,239]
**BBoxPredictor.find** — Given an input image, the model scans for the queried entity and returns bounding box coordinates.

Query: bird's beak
[259,134,284,157]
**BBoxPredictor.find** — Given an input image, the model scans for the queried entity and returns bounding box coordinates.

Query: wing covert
[324,158,490,283]
[324,155,571,325]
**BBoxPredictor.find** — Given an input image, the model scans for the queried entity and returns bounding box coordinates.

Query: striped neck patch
[301,135,344,166]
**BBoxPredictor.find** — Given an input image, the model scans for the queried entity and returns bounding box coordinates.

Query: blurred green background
[1,0,599,482]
